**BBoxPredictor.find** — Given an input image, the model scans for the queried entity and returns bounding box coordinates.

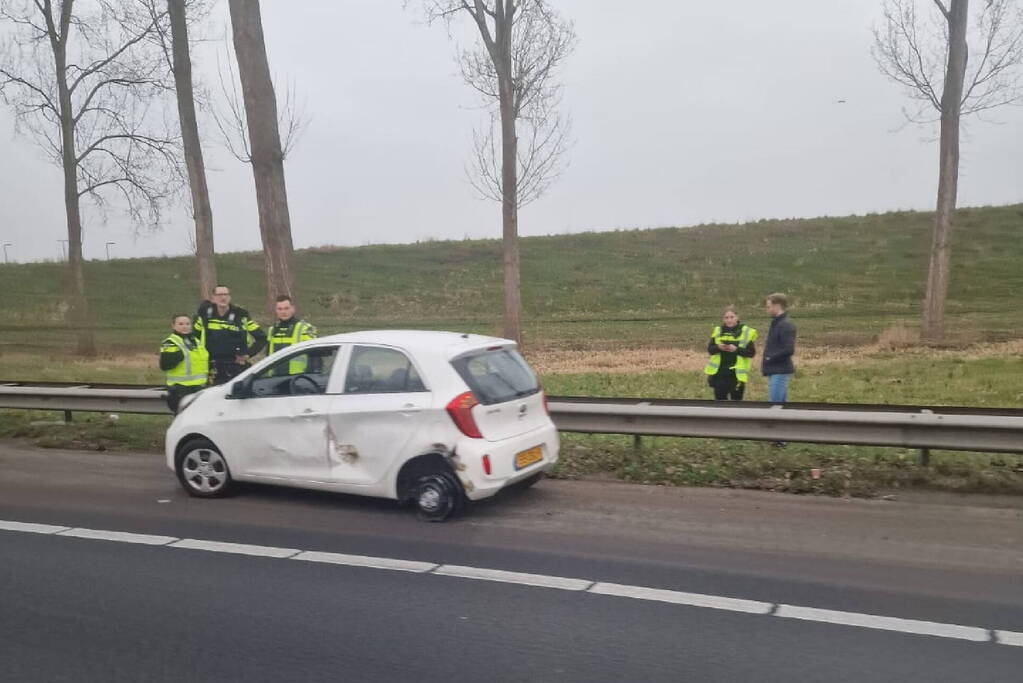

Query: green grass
[1,204,1022,353]
[544,354,1023,406]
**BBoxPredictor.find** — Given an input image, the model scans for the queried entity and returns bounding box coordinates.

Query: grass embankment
[1,205,1021,496]
[1,204,1021,352]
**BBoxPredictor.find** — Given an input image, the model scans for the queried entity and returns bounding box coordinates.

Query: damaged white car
[165,330,559,521]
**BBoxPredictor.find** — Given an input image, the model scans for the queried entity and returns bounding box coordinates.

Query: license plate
[515,446,543,470]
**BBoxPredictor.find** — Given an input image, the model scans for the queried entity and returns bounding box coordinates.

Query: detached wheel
[176,438,234,498]
[413,471,464,522]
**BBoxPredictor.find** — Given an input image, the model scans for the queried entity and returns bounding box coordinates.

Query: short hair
[172,313,191,322]
[213,284,230,294]
[766,293,788,309]
[275,294,293,304]
[723,305,737,315]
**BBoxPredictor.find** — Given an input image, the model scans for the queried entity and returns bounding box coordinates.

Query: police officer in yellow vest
[704,306,757,401]
[160,314,209,413]
[267,295,318,376]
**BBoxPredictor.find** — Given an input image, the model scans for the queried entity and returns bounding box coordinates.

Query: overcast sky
[1,0,1021,263]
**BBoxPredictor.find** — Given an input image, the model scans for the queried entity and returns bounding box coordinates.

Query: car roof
[311,329,515,357]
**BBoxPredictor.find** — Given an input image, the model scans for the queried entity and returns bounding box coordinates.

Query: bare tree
[226,0,295,315]
[422,0,576,344]
[209,43,306,165]
[163,0,216,299]
[874,0,1023,342]
[0,0,180,355]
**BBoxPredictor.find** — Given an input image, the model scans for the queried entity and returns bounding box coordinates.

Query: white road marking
[774,604,991,642]
[994,630,1023,647]
[589,582,773,614]
[0,520,70,534]
[57,528,177,545]
[433,564,592,591]
[169,538,299,558]
[2,517,1021,648]
[293,550,436,573]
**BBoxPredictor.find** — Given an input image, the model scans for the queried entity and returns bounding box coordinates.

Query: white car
[165,330,559,521]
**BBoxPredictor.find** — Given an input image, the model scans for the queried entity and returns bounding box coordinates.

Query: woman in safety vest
[704,307,757,401]
[159,314,210,413]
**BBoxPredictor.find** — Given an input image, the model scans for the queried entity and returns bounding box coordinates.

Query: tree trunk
[50,3,96,356]
[921,0,969,344]
[168,0,217,300]
[227,0,295,315]
[496,1,521,345]
[499,95,521,345]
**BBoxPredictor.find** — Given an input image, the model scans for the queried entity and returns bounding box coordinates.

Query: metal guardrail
[1,381,1022,454]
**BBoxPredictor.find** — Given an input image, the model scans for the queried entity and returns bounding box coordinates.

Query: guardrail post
[633,434,642,452]
[63,410,72,423]
[919,448,931,467]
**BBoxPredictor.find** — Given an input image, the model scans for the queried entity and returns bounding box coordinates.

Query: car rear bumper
[453,421,559,501]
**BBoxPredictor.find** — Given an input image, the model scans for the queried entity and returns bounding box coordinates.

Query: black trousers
[210,359,249,386]
[709,373,746,401]
[166,384,203,413]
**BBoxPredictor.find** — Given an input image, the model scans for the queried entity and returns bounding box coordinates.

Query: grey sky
[1,0,1021,263]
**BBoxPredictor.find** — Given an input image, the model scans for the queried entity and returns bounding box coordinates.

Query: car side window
[344,346,427,394]
[248,346,340,398]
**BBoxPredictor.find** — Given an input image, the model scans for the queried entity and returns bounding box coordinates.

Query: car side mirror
[229,377,253,399]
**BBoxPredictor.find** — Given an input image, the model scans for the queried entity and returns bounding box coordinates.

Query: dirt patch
[528,339,1023,375]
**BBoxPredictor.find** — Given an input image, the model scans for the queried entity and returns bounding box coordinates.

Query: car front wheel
[413,471,463,522]
[176,438,234,498]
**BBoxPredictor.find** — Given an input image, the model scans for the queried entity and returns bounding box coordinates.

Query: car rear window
[450,348,539,405]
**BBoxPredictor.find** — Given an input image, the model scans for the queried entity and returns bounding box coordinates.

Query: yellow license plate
[515,446,543,470]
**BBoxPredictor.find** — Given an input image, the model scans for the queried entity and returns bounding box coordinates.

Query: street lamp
[105,241,116,261]
[2,243,11,264]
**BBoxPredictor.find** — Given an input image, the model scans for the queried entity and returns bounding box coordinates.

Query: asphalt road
[1,443,1021,682]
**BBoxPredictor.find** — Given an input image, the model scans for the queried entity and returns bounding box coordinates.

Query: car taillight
[482,454,492,475]
[446,391,482,438]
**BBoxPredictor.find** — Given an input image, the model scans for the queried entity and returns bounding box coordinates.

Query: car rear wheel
[176,438,234,498]
[413,471,463,522]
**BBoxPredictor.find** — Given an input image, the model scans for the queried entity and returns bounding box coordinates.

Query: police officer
[704,306,757,401]
[159,314,209,413]
[194,284,266,385]
[267,294,317,375]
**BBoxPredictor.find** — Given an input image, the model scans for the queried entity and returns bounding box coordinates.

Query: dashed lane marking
[3,518,1021,648]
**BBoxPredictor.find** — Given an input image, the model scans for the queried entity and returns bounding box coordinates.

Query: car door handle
[400,403,422,415]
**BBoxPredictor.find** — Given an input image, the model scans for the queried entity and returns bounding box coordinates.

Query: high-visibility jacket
[268,318,317,375]
[704,324,758,383]
[161,333,210,387]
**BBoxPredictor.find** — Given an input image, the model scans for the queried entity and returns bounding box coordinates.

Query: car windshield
[450,348,539,405]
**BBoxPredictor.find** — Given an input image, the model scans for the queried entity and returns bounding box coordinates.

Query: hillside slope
[1,204,1020,351]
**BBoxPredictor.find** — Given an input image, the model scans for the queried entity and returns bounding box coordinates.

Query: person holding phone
[704,306,757,401]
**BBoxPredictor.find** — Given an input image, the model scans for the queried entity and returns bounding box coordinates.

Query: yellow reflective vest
[161,333,210,387]
[704,324,758,383]
[267,319,317,375]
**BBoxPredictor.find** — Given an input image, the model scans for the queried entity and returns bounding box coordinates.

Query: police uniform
[704,322,758,401]
[159,331,209,412]
[267,317,317,376]
[194,301,267,385]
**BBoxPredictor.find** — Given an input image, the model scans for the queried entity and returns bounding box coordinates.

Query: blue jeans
[767,373,792,403]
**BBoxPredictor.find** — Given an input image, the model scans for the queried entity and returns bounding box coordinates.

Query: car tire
[176,438,235,498]
[511,472,544,491]
[413,470,464,522]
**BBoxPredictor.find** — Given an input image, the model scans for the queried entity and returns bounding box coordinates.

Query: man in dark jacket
[762,292,796,404]
[194,284,266,385]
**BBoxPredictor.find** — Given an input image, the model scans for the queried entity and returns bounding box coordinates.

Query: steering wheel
[288,374,320,396]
